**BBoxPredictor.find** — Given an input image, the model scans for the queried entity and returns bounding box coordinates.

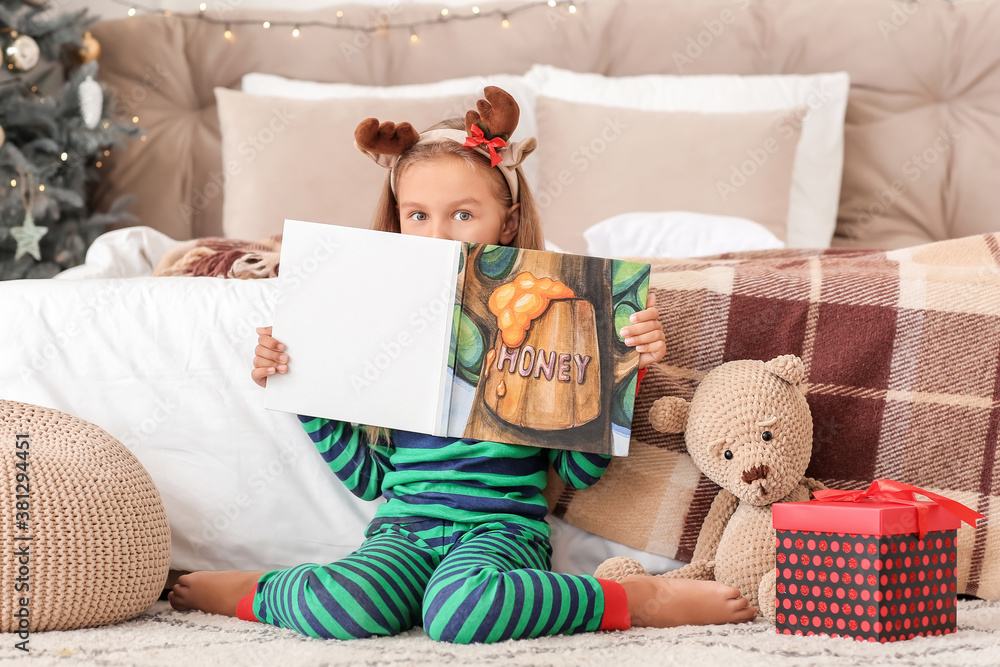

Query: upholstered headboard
[92,0,1000,248]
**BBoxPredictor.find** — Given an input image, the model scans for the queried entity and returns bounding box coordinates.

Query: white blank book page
[263,220,460,436]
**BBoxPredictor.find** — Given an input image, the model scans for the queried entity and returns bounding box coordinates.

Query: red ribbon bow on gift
[811,479,984,538]
[464,124,507,167]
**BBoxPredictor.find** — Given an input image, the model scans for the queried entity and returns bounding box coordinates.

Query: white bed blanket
[4,261,680,575]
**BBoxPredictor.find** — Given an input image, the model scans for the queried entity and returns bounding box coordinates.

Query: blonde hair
[365,118,544,446]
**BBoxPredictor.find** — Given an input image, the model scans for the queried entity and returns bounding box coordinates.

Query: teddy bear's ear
[764,354,805,385]
[649,396,690,434]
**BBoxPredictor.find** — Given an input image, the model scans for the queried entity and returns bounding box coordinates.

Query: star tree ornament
[78,75,103,130]
[3,32,40,72]
[11,210,48,262]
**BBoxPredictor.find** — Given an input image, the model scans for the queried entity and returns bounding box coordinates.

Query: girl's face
[396,156,520,245]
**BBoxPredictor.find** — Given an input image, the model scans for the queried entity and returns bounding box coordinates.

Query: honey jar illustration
[480,272,602,430]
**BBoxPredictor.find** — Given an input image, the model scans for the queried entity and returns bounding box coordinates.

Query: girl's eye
[724,450,733,460]
[762,431,772,442]
[408,212,428,222]
[453,211,473,222]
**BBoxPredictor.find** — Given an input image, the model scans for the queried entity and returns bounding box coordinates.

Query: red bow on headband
[464,124,507,167]
[811,479,984,538]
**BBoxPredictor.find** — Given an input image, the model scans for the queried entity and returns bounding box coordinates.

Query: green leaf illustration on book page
[614,304,637,342]
[611,371,639,427]
[611,260,650,342]
[612,261,647,297]
[451,308,485,385]
[478,245,520,280]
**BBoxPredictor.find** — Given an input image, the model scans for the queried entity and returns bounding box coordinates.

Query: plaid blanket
[152,236,282,278]
[545,233,1000,600]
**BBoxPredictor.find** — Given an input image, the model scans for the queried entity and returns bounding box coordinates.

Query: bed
[4,0,1000,605]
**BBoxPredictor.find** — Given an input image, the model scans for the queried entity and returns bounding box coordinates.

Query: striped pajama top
[297,415,613,536]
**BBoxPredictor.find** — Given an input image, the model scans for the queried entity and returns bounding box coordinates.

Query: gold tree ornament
[0,123,5,150]
[78,32,101,63]
[3,32,41,71]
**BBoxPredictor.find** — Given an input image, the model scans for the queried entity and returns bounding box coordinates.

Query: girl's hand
[252,326,288,388]
[620,293,665,370]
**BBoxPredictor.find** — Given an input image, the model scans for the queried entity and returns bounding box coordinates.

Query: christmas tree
[0,0,139,280]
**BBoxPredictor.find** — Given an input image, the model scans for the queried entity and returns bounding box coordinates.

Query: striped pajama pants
[236,518,628,643]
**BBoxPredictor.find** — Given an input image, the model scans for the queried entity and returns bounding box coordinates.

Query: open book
[264,220,650,456]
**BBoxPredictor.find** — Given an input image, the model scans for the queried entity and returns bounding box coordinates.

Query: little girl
[169,88,756,642]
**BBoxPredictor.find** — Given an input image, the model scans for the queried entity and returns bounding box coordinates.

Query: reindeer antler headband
[354,86,536,204]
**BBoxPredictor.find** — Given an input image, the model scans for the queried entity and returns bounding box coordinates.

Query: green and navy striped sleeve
[547,450,612,489]
[297,415,393,501]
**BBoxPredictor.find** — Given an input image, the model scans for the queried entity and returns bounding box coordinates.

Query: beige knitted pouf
[1,400,171,632]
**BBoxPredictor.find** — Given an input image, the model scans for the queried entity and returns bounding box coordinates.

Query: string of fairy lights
[1,0,583,198]
[109,0,582,43]
[94,1,581,140]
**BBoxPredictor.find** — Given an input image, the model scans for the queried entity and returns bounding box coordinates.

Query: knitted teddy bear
[595,355,825,622]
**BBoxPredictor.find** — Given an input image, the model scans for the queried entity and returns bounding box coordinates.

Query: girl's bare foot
[168,570,267,617]
[619,575,757,627]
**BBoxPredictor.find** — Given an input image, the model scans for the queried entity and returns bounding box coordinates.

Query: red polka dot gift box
[771,479,983,643]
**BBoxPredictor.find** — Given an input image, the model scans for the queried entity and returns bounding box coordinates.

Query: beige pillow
[215,89,474,239]
[533,96,805,254]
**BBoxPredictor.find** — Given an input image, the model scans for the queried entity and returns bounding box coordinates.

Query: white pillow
[543,238,567,254]
[54,227,182,280]
[241,72,539,186]
[525,66,849,249]
[584,211,785,259]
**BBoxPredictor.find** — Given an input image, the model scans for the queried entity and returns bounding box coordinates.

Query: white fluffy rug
[3,599,998,666]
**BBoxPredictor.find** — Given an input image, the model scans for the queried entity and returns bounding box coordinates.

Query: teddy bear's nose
[742,465,769,484]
